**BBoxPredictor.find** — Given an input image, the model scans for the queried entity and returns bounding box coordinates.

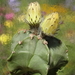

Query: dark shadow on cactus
[47,61,68,75]
[43,35,68,75]
[47,68,58,75]
[43,35,62,48]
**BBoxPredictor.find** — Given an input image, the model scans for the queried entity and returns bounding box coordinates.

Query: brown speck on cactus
[66,50,68,53]
[18,41,22,45]
[37,35,42,40]
[43,40,48,45]
[18,31,20,34]
[23,29,27,33]
[29,34,34,39]
[12,51,15,53]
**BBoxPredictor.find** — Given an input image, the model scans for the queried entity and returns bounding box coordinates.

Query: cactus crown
[25,2,60,36]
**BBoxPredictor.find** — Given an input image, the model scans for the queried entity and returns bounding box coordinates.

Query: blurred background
[0,0,75,75]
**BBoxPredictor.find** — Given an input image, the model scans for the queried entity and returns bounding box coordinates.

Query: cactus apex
[29,34,34,39]
[43,40,48,45]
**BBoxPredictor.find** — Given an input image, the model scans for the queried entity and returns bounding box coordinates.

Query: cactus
[11,30,30,50]
[7,30,68,75]
[7,30,49,75]
[7,2,68,75]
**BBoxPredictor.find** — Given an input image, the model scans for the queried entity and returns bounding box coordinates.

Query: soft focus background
[0,0,75,75]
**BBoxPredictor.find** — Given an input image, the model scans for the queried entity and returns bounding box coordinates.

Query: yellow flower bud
[40,12,59,35]
[25,2,41,25]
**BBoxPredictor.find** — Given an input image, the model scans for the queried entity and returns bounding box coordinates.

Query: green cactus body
[11,30,30,50]
[7,30,69,75]
[7,30,49,75]
[49,42,68,68]
[43,36,69,75]
[7,2,69,75]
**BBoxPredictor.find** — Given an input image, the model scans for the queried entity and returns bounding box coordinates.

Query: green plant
[7,2,68,75]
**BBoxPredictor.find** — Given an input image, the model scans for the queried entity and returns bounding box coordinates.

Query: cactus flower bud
[25,2,41,26]
[40,12,59,35]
